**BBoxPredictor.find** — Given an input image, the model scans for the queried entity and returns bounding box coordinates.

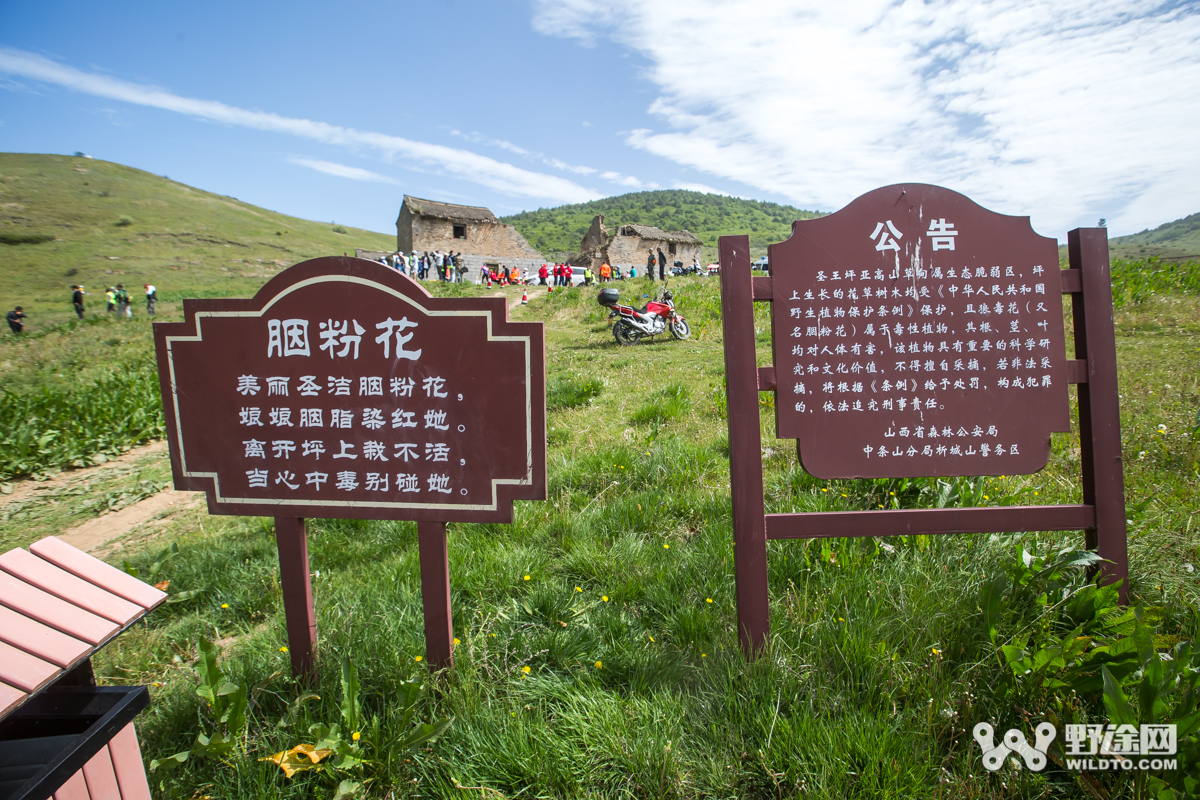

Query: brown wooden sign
[155,257,546,673]
[771,184,1070,477]
[721,185,1128,659]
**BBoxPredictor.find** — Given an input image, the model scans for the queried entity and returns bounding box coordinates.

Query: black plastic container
[597,288,619,307]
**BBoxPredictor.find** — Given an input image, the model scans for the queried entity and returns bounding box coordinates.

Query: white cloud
[672,181,732,196]
[601,170,643,188]
[532,0,1200,236]
[449,129,606,176]
[0,47,600,205]
[288,157,400,185]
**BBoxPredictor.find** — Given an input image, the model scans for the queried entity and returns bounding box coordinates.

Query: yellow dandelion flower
[522,665,531,674]
[983,495,989,500]
[932,647,941,655]
[821,488,828,492]
[415,655,423,662]
[602,595,609,602]
[701,653,707,657]
[453,638,461,646]
[889,491,895,496]
[841,494,847,498]
[594,661,603,669]
[523,574,531,581]
[221,603,229,609]
[663,543,669,549]
[279,646,288,653]
[649,636,655,642]
[352,731,361,741]
[575,586,582,592]
[706,598,713,603]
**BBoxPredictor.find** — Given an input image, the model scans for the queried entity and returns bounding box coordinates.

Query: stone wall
[605,235,702,270]
[398,212,542,260]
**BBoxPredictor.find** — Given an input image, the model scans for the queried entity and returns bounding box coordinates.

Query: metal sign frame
[720,216,1127,657]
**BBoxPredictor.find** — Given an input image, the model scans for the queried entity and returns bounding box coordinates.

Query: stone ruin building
[396,196,544,274]
[578,215,702,270]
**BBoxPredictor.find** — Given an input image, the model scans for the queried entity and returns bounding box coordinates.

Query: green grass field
[2,154,1200,798]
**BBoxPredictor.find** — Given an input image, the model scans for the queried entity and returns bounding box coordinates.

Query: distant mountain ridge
[1109,212,1200,261]
[501,189,823,261]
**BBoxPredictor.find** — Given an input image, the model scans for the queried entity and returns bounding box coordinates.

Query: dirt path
[488,287,543,311]
[0,441,169,510]
[60,489,202,553]
[1,440,202,555]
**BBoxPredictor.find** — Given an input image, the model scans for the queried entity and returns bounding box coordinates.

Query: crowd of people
[372,249,666,289]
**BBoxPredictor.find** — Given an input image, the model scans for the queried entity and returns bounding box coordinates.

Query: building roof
[403,196,498,223]
[617,224,701,244]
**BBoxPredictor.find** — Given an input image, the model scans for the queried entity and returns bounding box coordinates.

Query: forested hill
[501,190,823,260]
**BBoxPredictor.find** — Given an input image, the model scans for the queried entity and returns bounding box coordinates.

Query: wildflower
[821,488,828,492]
[982,495,989,500]
[280,646,288,653]
[221,603,229,609]
[453,638,461,646]
[595,661,603,669]
[523,574,531,581]
[838,617,844,621]
[352,731,361,741]
[663,543,669,549]
[637,504,642,510]
[1158,423,1167,433]
[522,665,531,674]
[602,595,609,602]
[889,491,895,496]
[575,586,582,592]
[415,655,423,662]
[932,647,941,655]
[706,598,713,603]
[701,653,707,657]
[841,493,847,498]
[649,635,655,642]
[490,633,496,637]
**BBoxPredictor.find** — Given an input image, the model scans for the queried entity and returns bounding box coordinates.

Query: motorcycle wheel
[670,318,692,340]
[613,319,642,346]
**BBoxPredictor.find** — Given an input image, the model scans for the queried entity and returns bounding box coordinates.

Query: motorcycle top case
[597,288,620,307]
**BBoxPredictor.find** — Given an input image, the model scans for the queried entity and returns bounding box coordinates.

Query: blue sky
[1,0,1197,240]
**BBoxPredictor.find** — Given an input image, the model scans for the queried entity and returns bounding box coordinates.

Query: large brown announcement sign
[771,184,1070,478]
[156,257,546,523]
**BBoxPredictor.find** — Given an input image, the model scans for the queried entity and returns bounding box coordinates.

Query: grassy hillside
[502,189,823,262]
[0,153,394,328]
[1110,212,1200,261]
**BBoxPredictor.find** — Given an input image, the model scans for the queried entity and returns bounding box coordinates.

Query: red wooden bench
[0,536,167,800]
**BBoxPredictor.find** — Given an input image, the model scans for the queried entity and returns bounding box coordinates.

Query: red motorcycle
[598,287,691,345]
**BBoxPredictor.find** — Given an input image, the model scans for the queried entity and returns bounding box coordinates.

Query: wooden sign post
[721,184,1127,657]
[154,257,546,675]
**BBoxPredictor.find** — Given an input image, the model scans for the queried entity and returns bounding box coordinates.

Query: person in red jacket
[539,263,549,286]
